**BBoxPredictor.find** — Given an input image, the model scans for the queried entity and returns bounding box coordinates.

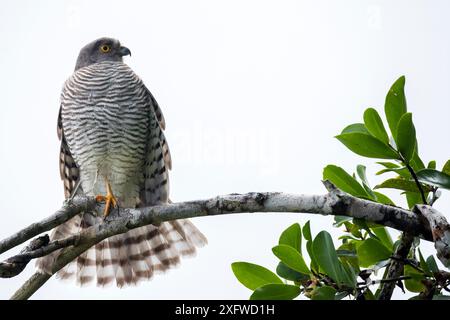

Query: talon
[95,179,118,219]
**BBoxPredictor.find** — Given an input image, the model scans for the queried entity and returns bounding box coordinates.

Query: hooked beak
[119,46,131,57]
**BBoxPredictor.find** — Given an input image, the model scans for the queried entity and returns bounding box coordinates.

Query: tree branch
[0,235,50,278]
[2,181,446,300]
[377,232,415,300]
[377,201,450,300]
[0,235,78,278]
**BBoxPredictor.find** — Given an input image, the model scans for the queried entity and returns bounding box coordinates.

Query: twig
[0,236,79,278]
[0,235,49,278]
[358,275,412,290]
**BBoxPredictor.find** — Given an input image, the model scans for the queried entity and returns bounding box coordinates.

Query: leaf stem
[405,163,427,204]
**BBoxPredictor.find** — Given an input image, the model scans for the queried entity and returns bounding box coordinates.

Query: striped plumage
[36,39,206,287]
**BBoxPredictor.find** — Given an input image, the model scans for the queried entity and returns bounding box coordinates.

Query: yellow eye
[100,44,111,53]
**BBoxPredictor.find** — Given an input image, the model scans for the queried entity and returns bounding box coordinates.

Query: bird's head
[74,37,131,71]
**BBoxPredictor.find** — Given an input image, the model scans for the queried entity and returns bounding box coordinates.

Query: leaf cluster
[231,76,450,300]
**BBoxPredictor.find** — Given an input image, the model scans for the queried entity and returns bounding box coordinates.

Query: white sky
[0,0,449,300]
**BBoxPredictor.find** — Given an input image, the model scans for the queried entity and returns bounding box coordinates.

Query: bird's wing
[146,87,166,130]
[35,106,82,274]
[145,87,172,169]
[57,106,80,198]
[139,88,172,206]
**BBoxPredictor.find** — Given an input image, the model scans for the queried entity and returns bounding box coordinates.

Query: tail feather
[135,229,155,272]
[77,244,96,286]
[160,221,195,256]
[36,215,81,277]
[172,220,208,248]
[37,217,206,287]
[113,233,135,287]
[125,228,153,281]
[146,225,180,272]
[95,240,116,286]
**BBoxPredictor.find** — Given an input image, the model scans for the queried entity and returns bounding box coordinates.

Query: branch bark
[377,204,450,299]
[378,232,415,300]
[2,181,446,300]
[0,235,50,278]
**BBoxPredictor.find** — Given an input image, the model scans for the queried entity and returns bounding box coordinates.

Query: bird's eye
[100,45,111,53]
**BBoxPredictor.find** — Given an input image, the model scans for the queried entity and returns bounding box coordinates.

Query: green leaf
[376,167,410,179]
[426,255,439,273]
[405,192,423,209]
[418,249,431,276]
[311,286,337,300]
[306,240,319,272]
[373,191,395,205]
[340,261,358,288]
[416,169,450,190]
[404,265,426,293]
[336,249,357,258]
[356,238,392,267]
[334,215,353,227]
[335,133,398,159]
[341,123,370,135]
[375,178,431,193]
[347,222,363,239]
[362,185,376,201]
[279,223,302,253]
[276,262,310,282]
[376,162,411,179]
[250,284,301,300]
[323,165,368,197]
[396,113,416,162]
[442,160,450,175]
[353,218,378,238]
[313,231,351,287]
[337,243,359,269]
[371,227,393,249]
[272,245,310,274]
[231,262,283,290]
[385,75,407,138]
[410,149,425,171]
[303,221,312,241]
[427,161,436,170]
[356,165,377,200]
[356,165,369,184]
[377,161,400,169]
[338,235,360,241]
[363,108,389,144]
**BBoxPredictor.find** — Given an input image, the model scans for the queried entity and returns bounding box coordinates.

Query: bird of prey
[36,37,207,287]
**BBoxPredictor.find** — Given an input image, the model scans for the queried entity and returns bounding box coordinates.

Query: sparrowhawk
[36,37,207,287]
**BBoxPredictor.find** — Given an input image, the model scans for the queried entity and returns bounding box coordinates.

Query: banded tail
[37,215,206,287]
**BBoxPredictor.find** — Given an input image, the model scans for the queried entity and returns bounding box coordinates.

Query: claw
[95,179,118,219]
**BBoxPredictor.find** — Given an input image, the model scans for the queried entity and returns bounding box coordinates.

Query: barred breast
[61,61,153,207]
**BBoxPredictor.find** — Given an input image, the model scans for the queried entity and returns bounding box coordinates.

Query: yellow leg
[95,178,118,218]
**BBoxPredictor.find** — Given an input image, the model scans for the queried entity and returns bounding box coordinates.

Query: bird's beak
[119,46,131,57]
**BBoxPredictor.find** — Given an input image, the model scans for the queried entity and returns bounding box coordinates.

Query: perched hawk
[37,37,207,287]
